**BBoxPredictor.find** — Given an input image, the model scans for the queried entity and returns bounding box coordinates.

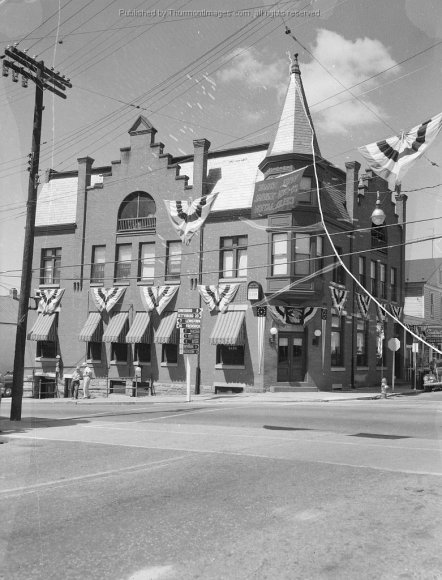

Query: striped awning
[79,312,102,342]
[27,313,57,341]
[102,312,129,343]
[126,312,151,344]
[154,311,178,344]
[210,310,245,345]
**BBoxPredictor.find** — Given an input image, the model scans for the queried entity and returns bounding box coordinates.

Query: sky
[1,0,442,294]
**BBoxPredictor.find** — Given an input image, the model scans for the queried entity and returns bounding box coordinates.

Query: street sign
[388,338,400,352]
[177,308,202,318]
[177,322,201,329]
[179,345,200,354]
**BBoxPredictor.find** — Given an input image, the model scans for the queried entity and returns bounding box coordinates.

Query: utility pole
[1,44,72,421]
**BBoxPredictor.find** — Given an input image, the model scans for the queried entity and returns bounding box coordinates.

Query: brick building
[24,56,407,397]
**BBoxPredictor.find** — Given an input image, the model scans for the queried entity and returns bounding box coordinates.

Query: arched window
[117,192,156,232]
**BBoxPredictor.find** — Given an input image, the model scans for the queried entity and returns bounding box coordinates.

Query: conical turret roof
[266,54,321,159]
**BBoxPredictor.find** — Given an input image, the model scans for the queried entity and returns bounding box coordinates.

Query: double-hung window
[40,248,61,285]
[220,236,247,278]
[370,261,378,297]
[271,233,289,275]
[293,234,310,276]
[356,319,369,367]
[379,263,387,299]
[166,241,182,281]
[91,246,105,284]
[332,247,345,285]
[330,311,344,367]
[359,256,366,287]
[115,244,132,282]
[138,242,155,281]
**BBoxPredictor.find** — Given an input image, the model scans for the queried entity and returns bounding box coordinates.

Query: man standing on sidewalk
[71,366,82,399]
[82,364,92,399]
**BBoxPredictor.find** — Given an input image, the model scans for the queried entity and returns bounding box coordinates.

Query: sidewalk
[0,384,424,406]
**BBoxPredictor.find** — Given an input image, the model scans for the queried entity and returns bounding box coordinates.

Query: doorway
[277,332,306,382]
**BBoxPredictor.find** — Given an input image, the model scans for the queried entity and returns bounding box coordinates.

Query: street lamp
[269,326,278,344]
[371,191,386,226]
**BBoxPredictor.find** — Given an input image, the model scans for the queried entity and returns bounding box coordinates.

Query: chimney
[192,139,211,197]
[345,160,361,221]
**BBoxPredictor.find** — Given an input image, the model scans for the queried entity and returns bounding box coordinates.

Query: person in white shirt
[82,365,92,399]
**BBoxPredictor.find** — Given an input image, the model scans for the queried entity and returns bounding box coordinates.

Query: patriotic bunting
[256,306,267,374]
[140,286,179,315]
[164,191,219,245]
[198,284,239,313]
[376,303,387,322]
[302,307,318,325]
[267,305,317,326]
[91,287,126,313]
[356,292,371,320]
[389,304,403,319]
[37,288,65,315]
[358,112,442,191]
[330,286,348,315]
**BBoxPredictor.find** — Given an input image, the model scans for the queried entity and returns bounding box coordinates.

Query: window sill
[113,281,130,286]
[215,364,245,370]
[39,284,60,289]
[219,277,247,284]
[356,366,369,371]
[109,361,129,365]
[90,283,104,287]
[164,279,181,285]
[134,361,151,366]
[35,357,58,362]
[161,362,178,367]
[137,280,154,286]
[86,359,102,364]
[331,367,346,371]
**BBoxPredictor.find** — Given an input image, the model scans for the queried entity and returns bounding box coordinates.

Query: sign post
[388,338,401,393]
[177,308,202,402]
[412,342,419,390]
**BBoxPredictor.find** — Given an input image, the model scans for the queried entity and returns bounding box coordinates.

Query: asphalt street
[1,395,441,580]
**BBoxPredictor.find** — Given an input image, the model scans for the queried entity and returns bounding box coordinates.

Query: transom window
[220,236,247,278]
[117,192,156,232]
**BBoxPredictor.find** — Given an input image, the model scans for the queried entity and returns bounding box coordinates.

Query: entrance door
[277,332,305,382]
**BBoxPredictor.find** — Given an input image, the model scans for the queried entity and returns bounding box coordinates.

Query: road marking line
[0,454,190,497]
[2,434,441,477]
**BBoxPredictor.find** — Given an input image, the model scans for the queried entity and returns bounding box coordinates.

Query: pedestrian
[82,364,92,399]
[71,365,82,399]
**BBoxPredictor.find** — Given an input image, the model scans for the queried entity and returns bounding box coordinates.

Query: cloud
[302,29,399,134]
[217,47,287,96]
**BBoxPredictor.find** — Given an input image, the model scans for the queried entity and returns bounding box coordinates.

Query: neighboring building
[0,289,19,374]
[24,55,407,397]
[404,258,442,374]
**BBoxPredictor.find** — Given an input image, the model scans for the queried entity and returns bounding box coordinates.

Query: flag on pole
[358,112,442,191]
[321,308,327,369]
[164,192,219,245]
[256,306,267,374]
